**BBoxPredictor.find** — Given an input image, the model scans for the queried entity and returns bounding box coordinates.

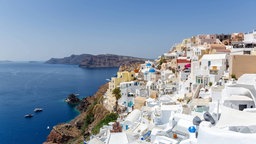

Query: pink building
[177,57,191,71]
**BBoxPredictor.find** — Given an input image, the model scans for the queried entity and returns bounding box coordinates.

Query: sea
[0,62,118,144]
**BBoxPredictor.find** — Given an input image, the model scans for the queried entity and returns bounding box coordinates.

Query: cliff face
[44,83,110,144]
[46,54,147,68]
[46,54,92,65]
[118,62,142,72]
[44,60,142,144]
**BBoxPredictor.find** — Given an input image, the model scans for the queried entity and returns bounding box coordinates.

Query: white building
[123,109,142,129]
[179,68,191,81]
[197,106,256,144]
[141,61,154,71]
[107,132,129,144]
[193,54,227,86]
[140,61,158,82]
[164,52,177,59]
[119,81,141,110]
[244,29,256,46]
[152,104,183,125]
[221,74,256,111]
[146,68,157,81]
[161,69,174,81]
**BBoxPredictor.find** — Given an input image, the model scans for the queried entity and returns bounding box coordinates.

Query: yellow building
[109,71,135,92]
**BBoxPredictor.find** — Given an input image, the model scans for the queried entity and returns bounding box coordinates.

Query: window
[203,77,208,85]
[243,51,251,55]
[196,76,202,84]
[239,104,247,111]
[208,61,211,67]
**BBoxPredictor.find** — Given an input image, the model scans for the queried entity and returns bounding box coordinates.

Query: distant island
[0,60,12,63]
[45,54,148,68]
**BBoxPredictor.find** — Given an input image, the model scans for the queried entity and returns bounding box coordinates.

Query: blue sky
[0,0,255,61]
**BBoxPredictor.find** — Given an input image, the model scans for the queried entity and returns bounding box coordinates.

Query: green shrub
[231,74,237,80]
[159,56,166,65]
[81,112,94,132]
[112,88,121,100]
[91,113,118,135]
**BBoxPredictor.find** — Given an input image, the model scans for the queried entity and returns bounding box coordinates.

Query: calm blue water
[0,62,118,144]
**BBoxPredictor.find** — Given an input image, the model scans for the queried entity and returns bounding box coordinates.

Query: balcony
[209,66,219,75]
[209,69,218,75]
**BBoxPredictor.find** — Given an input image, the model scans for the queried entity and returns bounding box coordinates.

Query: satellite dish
[204,111,215,125]
[193,116,202,126]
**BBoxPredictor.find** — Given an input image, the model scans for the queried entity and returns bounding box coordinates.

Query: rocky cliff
[118,62,142,72]
[44,59,142,144]
[46,54,148,68]
[44,83,111,144]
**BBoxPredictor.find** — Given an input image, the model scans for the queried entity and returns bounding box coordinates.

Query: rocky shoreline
[43,61,143,144]
[44,83,111,144]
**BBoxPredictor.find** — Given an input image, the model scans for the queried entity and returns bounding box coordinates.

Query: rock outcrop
[65,94,80,105]
[44,59,142,144]
[44,124,81,144]
[118,62,142,72]
[45,54,148,68]
[76,98,90,112]
[44,83,110,144]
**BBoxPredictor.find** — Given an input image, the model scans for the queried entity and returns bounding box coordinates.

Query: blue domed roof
[188,126,196,133]
[149,68,156,73]
[146,63,151,67]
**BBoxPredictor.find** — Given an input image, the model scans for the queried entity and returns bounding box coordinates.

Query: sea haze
[0,62,118,144]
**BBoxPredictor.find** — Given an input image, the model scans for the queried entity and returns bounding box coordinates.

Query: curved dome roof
[146,63,152,67]
[149,68,156,73]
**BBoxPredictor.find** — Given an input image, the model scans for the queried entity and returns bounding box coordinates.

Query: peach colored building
[231,33,244,42]
[177,57,191,71]
[207,44,230,54]
[196,34,217,45]
[229,55,256,79]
